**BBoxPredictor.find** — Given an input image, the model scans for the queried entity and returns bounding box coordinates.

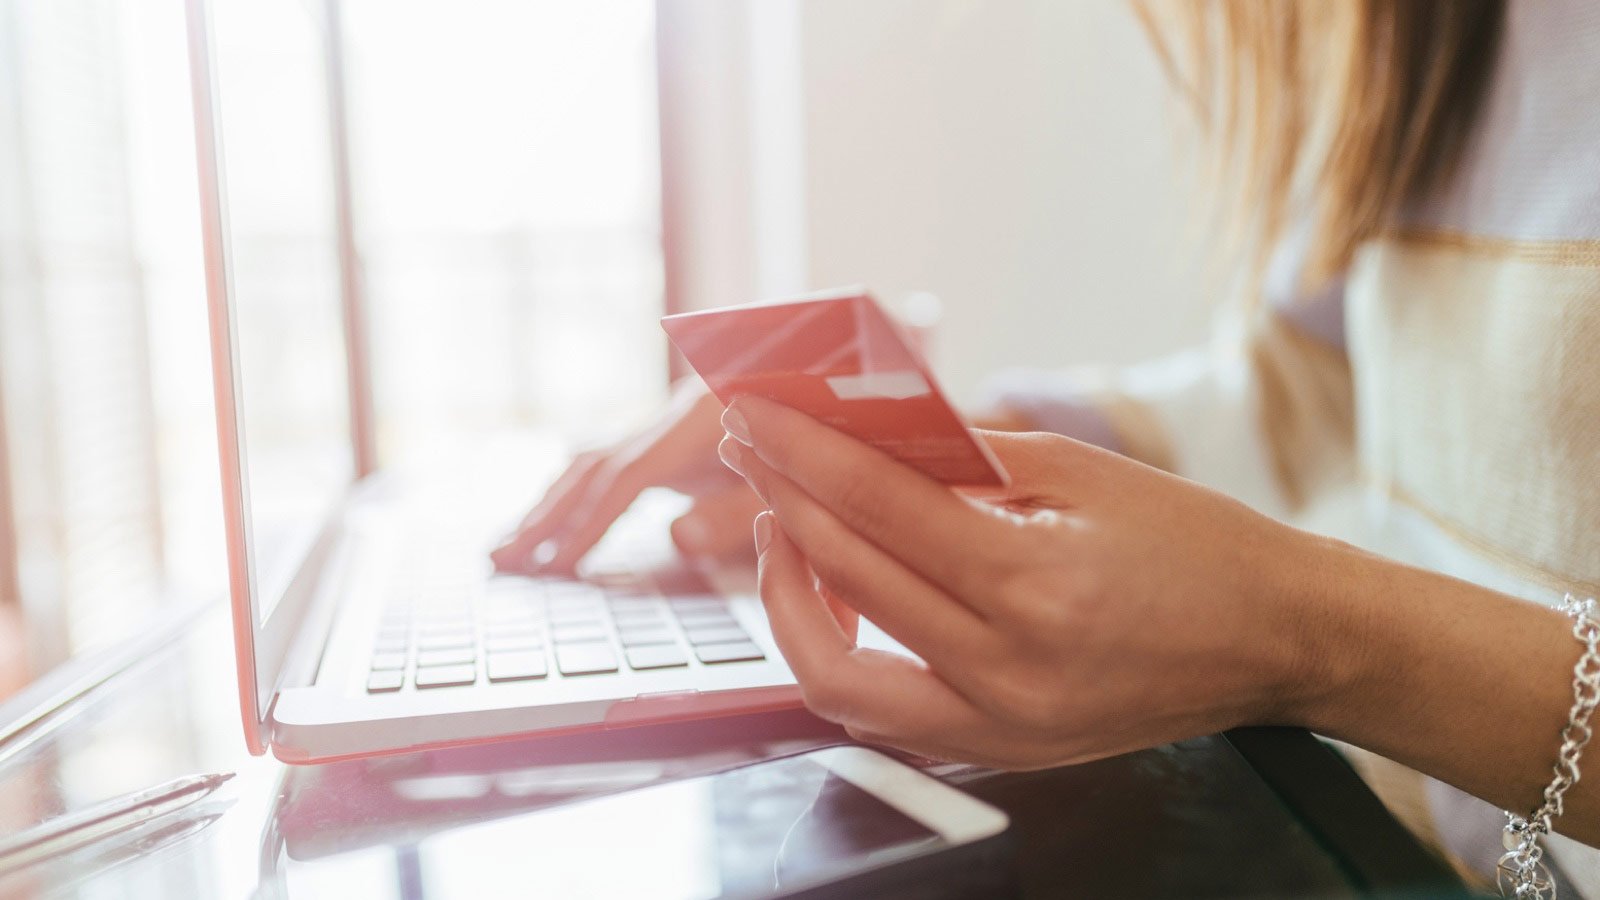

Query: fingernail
[754,512,773,553]
[717,435,746,474]
[532,539,559,568]
[722,403,752,446]
[672,514,709,552]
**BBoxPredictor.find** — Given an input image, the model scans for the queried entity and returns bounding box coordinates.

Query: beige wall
[798,0,1210,402]
[660,0,1213,403]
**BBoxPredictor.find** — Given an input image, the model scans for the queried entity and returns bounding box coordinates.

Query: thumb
[669,485,767,561]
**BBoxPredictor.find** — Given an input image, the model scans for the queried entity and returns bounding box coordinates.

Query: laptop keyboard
[366,578,767,693]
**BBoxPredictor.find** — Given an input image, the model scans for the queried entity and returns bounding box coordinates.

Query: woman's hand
[491,383,764,574]
[715,396,1340,769]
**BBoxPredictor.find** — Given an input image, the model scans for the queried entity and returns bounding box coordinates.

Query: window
[0,0,665,672]
[0,0,176,663]
[340,0,666,462]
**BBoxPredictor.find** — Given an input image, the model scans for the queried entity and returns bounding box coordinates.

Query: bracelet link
[1499,594,1600,899]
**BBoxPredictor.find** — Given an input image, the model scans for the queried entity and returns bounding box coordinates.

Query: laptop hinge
[276,524,357,697]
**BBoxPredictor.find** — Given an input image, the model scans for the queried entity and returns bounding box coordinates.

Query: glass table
[0,600,1466,899]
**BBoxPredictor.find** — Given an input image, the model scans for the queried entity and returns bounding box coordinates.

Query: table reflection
[258,708,850,898]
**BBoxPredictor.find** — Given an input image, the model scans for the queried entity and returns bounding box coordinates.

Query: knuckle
[1037,430,1084,459]
[1020,430,1067,460]
[843,725,876,745]
[602,452,640,484]
[799,670,854,722]
[976,667,1059,730]
[1022,591,1079,638]
[832,471,880,520]
[1008,431,1076,473]
[989,525,1077,614]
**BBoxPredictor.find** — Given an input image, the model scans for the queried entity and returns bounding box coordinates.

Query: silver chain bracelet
[1499,594,1600,899]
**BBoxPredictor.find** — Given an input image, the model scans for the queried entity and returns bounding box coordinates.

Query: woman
[495,1,1600,892]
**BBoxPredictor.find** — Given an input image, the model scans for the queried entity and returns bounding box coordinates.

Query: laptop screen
[209,0,352,627]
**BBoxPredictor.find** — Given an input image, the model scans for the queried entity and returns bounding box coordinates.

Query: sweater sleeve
[981,228,1355,519]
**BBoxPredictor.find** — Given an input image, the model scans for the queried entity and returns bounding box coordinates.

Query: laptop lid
[186,0,364,754]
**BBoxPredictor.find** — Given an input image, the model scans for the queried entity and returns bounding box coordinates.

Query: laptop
[185,0,798,763]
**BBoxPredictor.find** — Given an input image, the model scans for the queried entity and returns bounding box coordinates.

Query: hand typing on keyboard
[490,383,764,575]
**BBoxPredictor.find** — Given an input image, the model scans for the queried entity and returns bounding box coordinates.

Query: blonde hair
[1137,1,1505,291]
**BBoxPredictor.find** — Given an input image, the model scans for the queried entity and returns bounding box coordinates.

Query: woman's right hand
[490,382,764,574]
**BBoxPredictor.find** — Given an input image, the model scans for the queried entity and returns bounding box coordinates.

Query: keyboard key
[485,577,540,597]
[672,605,732,621]
[486,634,545,653]
[366,670,404,693]
[548,609,604,627]
[414,617,472,631]
[370,651,407,671]
[626,645,689,670]
[543,581,601,600]
[552,623,608,644]
[668,597,726,614]
[675,612,738,630]
[414,664,477,689]
[482,612,540,629]
[556,644,619,676]
[617,627,677,647]
[608,606,659,621]
[418,631,476,651]
[684,625,749,646]
[610,609,666,626]
[415,607,464,626]
[694,641,765,665]
[487,651,549,682]
[484,622,542,638]
[417,647,475,667]
[415,606,471,621]
[374,636,409,654]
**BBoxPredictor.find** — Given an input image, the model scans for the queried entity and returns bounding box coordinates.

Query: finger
[842,727,961,766]
[819,583,860,645]
[669,485,766,560]
[727,397,1016,597]
[728,437,992,664]
[490,451,609,572]
[756,513,990,738]
[537,461,649,573]
[843,727,1054,771]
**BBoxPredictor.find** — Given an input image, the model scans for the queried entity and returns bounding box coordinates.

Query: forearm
[1287,533,1599,845]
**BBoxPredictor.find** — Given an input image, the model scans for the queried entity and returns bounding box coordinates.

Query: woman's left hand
[716,396,1343,769]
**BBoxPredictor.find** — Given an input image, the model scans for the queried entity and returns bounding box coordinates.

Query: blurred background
[0,0,1206,689]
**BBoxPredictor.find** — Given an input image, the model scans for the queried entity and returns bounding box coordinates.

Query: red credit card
[662,288,1008,487]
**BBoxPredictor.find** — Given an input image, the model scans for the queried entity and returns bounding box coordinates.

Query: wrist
[1242,529,1600,844]
[1254,527,1381,733]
